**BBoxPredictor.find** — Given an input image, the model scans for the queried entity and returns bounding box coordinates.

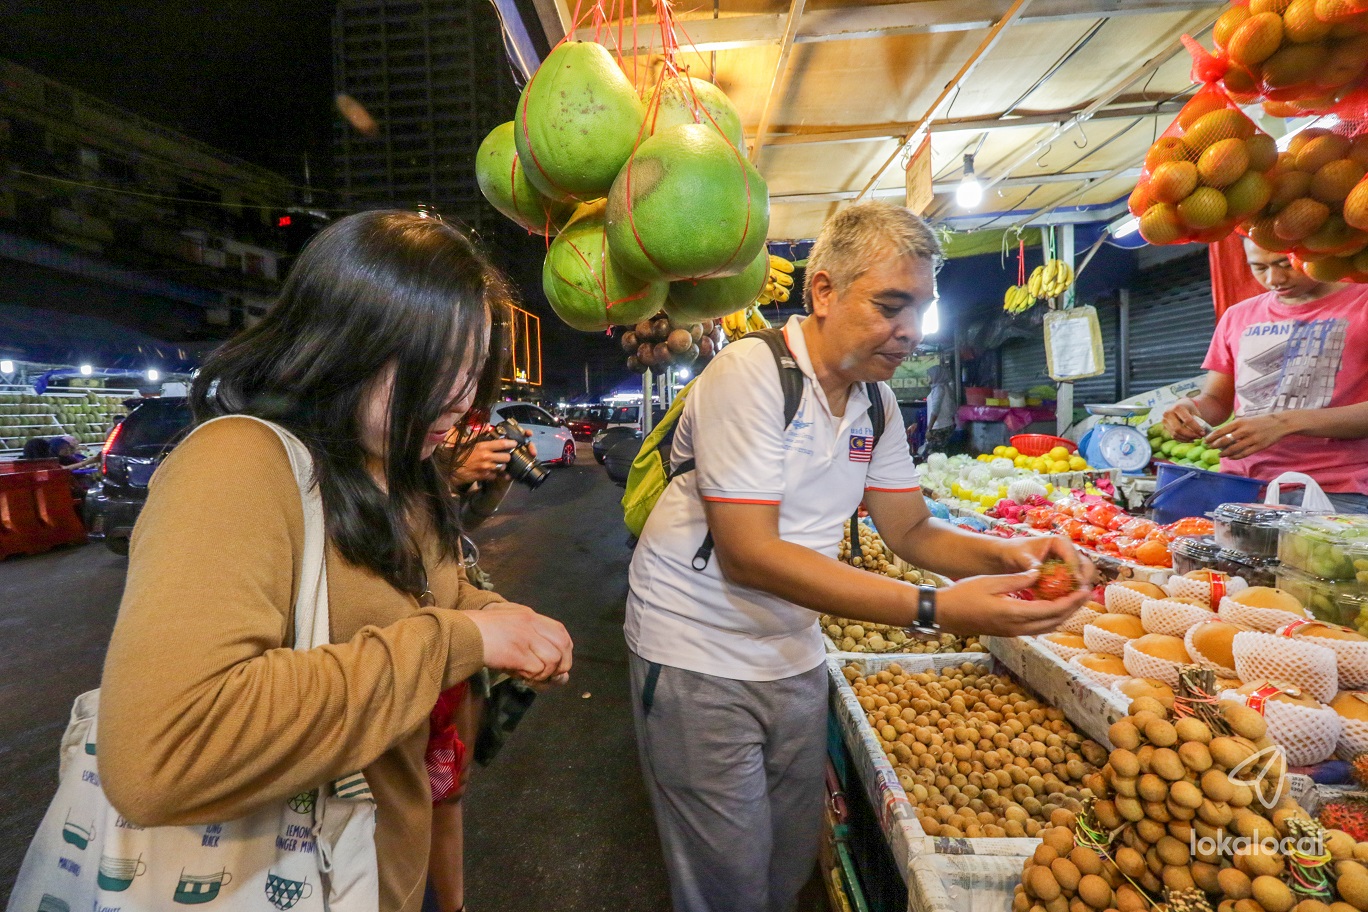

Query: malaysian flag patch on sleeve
[848,433,873,462]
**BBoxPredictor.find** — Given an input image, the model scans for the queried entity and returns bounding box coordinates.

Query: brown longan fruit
[1144,718,1178,747]
[1136,817,1167,845]
[1110,748,1141,778]
[1044,896,1068,912]
[1175,717,1213,744]
[1332,903,1360,912]
[1094,800,1121,830]
[1077,874,1112,910]
[1156,834,1190,867]
[1211,736,1254,770]
[1200,766,1236,802]
[1144,800,1172,823]
[1294,902,1333,912]
[1113,775,1138,798]
[1252,875,1295,912]
[1192,861,1222,893]
[1170,780,1203,810]
[1145,846,1164,876]
[1115,884,1146,912]
[1338,869,1368,912]
[1131,697,1167,718]
[1051,857,1081,894]
[1116,796,1145,822]
[1151,748,1186,782]
[1219,867,1253,900]
[1050,808,1075,830]
[1230,781,1255,809]
[1198,798,1233,828]
[1163,864,1196,893]
[1108,719,1140,750]
[1043,826,1075,856]
[1179,741,1213,772]
[1069,846,1103,877]
[1235,844,1284,879]
[1327,830,1357,861]
[1235,901,1264,912]
[1114,846,1145,879]
[1222,702,1269,740]
[1138,773,1168,803]
[1356,842,1368,863]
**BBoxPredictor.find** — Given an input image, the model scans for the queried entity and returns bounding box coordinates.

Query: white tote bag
[1264,471,1336,512]
[7,417,379,912]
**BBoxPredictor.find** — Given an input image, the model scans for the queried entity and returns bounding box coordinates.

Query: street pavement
[0,444,827,910]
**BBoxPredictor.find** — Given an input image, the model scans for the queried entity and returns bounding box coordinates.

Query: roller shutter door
[999,299,1120,403]
[1126,254,1216,391]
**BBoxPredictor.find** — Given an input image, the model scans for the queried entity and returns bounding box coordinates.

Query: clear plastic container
[1211,503,1305,558]
[1172,535,1222,576]
[1276,566,1368,630]
[1214,547,1279,588]
[1278,515,1368,582]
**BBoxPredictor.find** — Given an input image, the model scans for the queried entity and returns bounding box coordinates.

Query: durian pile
[1015,668,1368,912]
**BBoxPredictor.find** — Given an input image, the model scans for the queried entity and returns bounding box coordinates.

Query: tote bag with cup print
[6,417,380,912]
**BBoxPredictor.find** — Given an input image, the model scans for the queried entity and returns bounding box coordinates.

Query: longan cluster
[839,524,935,584]
[820,615,984,655]
[843,662,1106,838]
[1017,688,1368,912]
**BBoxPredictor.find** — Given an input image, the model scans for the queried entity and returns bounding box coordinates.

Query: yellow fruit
[1214,5,1253,49]
[1246,216,1296,253]
[1145,136,1190,171]
[1014,455,1029,468]
[1324,34,1368,88]
[1274,197,1331,240]
[1183,109,1254,155]
[1268,170,1314,213]
[1198,138,1250,188]
[1283,0,1332,43]
[1288,127,1332,158]
[1151,160,1199,203]
[1224,171,1274,220]
[1301,216,1368,255]
[1311,159,1367,203]
[1343,177,1368,230]
[1228,13,1285,67]
[1178,187,1229,229]
[1303,254,1355,282]
[1225,64,1261,98]
[1068,456,1088,470]
[1261,43,1323,89]
[1128,182,1155,217]
[1052,460,1071,474]
[1049,446,1070,460]
[1003,446,1019,459]
[1139,203,1185,244]
[994,445,1008,456]
[1246,133,1279,172]
[1250,0,1292,12]
[1297,134,1353,173]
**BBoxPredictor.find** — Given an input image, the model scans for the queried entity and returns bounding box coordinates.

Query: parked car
[489,401,578,466]
[84,396,193,554]
[593,425,641,464]
[565,404,642,440]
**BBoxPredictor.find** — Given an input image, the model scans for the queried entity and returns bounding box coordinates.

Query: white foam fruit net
[1289,630,1368,690]
[1337,714,1368,760]
[1219,596,1308,633]
[1232,631,1339,704]
[1104,584,1151,616]
[1219,687,1341,767]
[1183,625,1239,678]
[1039,636,1089,663]
[1169,575,1249,610]
[1083,624,1133,657]
[1142,598,1218,638]
[1122,641,1190,689]
[1070,654,1130,689]
[1059,607,1102,635]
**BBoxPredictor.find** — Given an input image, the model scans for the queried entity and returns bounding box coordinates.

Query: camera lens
[505,446,549,489]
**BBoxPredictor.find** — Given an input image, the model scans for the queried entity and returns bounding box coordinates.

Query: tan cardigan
[98,416,498,912]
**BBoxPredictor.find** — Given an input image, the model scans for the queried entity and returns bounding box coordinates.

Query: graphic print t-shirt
[1204,286,1368,494]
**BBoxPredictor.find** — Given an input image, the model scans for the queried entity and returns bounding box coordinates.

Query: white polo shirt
[625,316,922,681]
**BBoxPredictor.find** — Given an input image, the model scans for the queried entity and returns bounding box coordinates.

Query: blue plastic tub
[1150,463,1264,525]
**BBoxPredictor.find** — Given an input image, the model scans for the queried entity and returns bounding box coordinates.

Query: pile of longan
[820,615,985,655]
[843,662,1106,838]
[1015,689,1368,912]
[838,524,933,584]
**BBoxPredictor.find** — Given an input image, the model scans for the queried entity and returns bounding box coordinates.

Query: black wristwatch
[914,585,938,633]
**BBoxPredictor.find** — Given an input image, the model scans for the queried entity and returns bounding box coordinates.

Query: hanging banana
[1002,284,1034,314]
[756,253,795,306]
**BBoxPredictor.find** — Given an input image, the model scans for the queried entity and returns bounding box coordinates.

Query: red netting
[1201,1,1368,107]
[1130,83,1277,246]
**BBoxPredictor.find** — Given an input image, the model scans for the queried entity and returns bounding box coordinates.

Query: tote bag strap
[1264,471,1336,513]
[187,415,330,650]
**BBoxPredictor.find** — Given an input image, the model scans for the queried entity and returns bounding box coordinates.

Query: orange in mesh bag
[1185,620,1244,677]
[1122,634,1195,689]
[1141,597,1218,637]
[1130,84,1279,246]
[1218,587,1309,631]
[1232,629,1339,702]
[1279,619,1368,687]
[1221,681,1341,766]
[1202,3,1368,106]
[1329,690,1368,757]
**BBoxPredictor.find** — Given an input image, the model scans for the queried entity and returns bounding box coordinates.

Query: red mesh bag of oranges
[1206,0,1368,108]
[1129,84,1279,245]
[1240,95,1368,281]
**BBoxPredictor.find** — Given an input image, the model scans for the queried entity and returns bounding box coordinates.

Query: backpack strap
[847,382,891,560]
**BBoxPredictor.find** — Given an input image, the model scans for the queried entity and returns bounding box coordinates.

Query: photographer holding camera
[425,417,540,912]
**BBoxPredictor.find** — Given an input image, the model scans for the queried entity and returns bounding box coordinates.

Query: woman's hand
[1204,414,1292,460]
[464,603,572,683]
[450,438,520,486]
[936,571,1091,638]
[996,534,1097,586]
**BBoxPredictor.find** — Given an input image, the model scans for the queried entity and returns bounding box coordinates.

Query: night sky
[1,1,630,397]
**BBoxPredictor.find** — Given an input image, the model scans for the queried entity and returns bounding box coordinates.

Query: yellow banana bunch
[720,306,773,341]
[757,254,795,305]
[1028,259,1075,300]
[1003,284,1034,314]
[746,306,771,332]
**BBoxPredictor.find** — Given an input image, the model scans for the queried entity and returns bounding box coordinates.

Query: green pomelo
[606,123,770,281]
[644,76,745,152]
[665,248,769,322]
[514,42,645,201]
[543,203,667,332]
[476,122,578,235]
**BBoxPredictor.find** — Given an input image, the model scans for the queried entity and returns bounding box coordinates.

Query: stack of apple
[1130,90,1280,246]
[1212,0,1368,112]
[1242,126,1368,281]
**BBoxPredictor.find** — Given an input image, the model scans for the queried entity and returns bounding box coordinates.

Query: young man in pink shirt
[1164,238,1368,513]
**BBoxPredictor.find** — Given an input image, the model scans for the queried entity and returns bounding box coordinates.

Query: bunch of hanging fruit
[474,13,773,333]
[1003,258,1076,313]
[618,314,724,374]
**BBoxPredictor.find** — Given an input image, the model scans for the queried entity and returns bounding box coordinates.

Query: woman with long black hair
[96,210,572,912]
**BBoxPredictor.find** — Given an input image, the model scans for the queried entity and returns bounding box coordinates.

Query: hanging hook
[1072,121,1089,150]
[1035,143,1052,168]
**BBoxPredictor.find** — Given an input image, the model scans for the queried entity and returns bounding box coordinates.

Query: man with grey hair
[625,201,1092,912]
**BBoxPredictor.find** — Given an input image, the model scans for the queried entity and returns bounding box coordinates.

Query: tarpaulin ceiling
[530,0,1228,240]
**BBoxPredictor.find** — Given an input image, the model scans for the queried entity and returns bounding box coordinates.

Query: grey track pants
[628,651,828,912]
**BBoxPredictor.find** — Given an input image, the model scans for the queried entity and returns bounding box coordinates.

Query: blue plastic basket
[1150,463,1264,525]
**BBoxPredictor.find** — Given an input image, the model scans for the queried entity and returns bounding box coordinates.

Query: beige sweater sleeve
[98,418,486,827]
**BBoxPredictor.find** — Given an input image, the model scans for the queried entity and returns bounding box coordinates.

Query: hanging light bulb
[956,153,983,210]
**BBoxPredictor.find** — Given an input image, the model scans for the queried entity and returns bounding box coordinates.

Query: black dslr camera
[488,417,549,489]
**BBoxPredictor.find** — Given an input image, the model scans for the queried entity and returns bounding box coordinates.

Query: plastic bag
[1130,83,1278,246]
[1205,1,1368,106]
